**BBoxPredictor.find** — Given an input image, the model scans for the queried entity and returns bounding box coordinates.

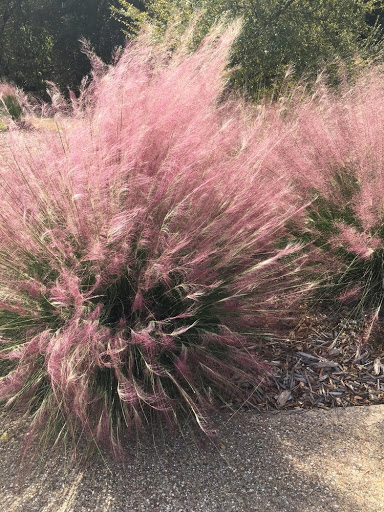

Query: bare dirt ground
[1,405,384,512]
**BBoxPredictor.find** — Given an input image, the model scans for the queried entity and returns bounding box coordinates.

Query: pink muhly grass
[331,224,380,260]
[267,67,384,320]
[0,24,308,456]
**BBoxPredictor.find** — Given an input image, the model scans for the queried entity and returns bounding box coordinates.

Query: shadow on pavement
[1,405,383,512]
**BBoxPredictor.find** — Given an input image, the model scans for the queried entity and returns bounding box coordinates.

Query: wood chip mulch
[252,309,384,411]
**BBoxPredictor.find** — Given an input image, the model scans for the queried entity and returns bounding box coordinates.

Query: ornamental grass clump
[0,24,306,455]
[269,69,384,323]
[0,83,31,122]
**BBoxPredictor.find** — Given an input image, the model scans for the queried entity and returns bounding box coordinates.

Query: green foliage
[1,94,22,120]
[111,0,193,38]
[0,0,125,98]
[110,0,148,36]
[113,0,383,97]
[1,0,381,99]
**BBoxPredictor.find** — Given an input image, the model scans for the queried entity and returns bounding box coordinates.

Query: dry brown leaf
[276,390,292,407]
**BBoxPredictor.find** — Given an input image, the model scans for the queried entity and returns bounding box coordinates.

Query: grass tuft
[0,24,307,456]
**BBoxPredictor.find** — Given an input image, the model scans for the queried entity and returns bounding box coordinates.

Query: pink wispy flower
[332,223,381,259]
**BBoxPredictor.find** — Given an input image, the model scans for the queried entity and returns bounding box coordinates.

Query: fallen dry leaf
[0,432,9,442]
[276,390,292,407]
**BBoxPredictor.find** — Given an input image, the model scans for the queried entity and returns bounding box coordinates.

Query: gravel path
[1,405,384,511]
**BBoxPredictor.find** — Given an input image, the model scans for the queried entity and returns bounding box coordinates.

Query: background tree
[50,0,125,94]
[0,0,55,95]
[0,0,125,98]
[0,0,382,100]
[113,0,383,98]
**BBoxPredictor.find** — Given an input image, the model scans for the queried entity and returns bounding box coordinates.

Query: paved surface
[1,405,384,512]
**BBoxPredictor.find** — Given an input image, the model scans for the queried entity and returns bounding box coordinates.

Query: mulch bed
[252,308,384,411]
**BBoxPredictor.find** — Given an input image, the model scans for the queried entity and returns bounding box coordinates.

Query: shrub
[0,25,307,455]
